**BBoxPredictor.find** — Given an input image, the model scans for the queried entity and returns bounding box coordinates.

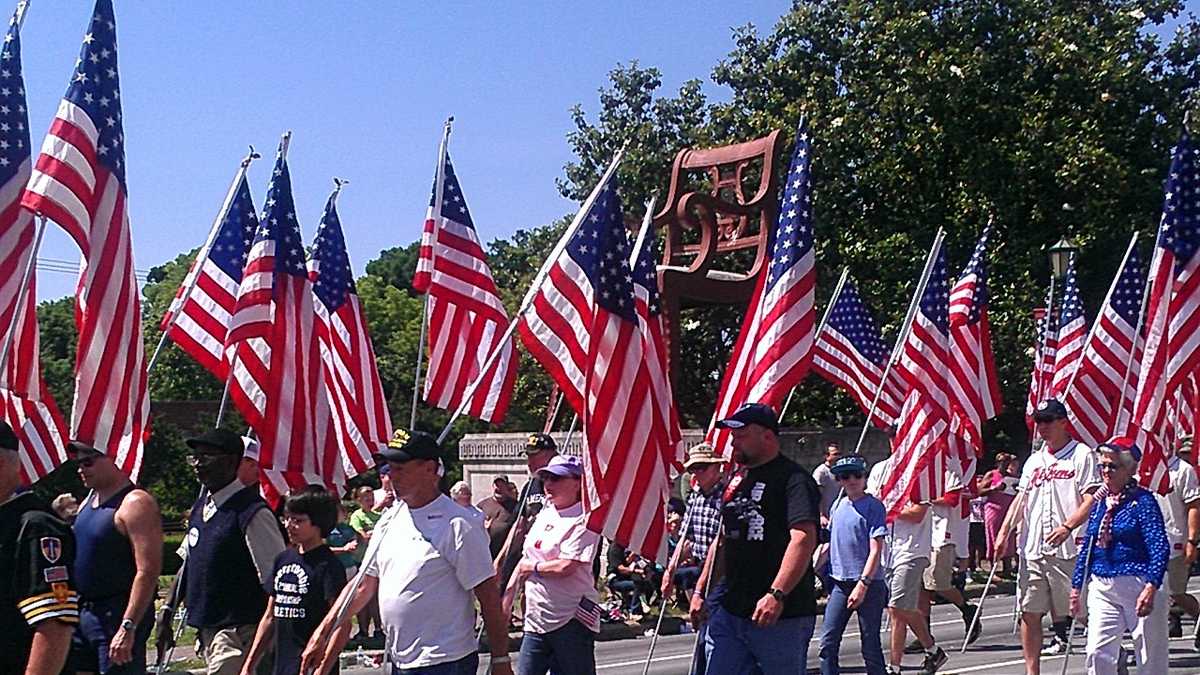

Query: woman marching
[1069,437,1170,674]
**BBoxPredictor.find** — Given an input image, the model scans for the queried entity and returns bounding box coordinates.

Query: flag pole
[436,146,627,444]
[412,116,454,430]
[13,0,29,30]
[0,217,47,375]
[146,147,261,379]
[629,194,658,267]
[779,267,850,423]
[851,229,946,456]
[1030,274,1060,452]
[1113,235,1153,434]
[1062,233,1138,403]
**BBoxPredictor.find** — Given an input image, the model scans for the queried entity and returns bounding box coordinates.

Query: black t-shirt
[720,454,820,619]
[519,477,548,519]
[266,545,346,675]
[0,492,79,674]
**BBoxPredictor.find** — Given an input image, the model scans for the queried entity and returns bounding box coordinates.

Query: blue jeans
[819,579,888,675]
[518,619,597,674]
[607,578,643,612]
[71,596,152,674]
[705,603,815,674]
[394,652,478,674]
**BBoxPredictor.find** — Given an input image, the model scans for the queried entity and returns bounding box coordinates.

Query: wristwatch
[858,576,873,586]
[120,618,136,631]
[767,587,786,602]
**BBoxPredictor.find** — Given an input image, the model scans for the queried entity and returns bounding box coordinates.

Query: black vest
[184,484,269,628]
[74,484,136,600]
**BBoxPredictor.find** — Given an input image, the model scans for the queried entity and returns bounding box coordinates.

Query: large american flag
[413,152,517,423]
[0,9,68,483]
[160,174,260,380]
[631,217,683,466]
[518,169,672,560]
[708,119,816,456]
[947,225,1002,452]
[1062,237,1145,448]
[878,238,951,521]
[1025,300,1058,431]
[1050,257,1086,396]
[311,187,392,478]
[21,0,148,477]
[811,275,902,428]
[1132,130,1200,494]
[225,138,337,491]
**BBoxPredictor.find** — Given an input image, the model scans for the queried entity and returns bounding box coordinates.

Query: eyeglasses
[186,452,229,466]
[1098,462,1121,473]
[836,473,864,481]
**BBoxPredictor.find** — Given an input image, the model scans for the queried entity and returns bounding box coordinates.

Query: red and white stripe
[1025,307,1058,431]
[946,230,1001,452]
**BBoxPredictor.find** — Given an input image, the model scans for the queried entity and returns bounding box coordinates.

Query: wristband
[492,655,512,665]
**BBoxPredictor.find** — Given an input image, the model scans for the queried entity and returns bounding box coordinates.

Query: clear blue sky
[23,1,785,300]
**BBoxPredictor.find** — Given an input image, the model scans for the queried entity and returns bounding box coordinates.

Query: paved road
[343,580,1200,674]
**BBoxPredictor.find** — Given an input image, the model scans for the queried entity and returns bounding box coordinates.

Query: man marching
[995,399,1100,674]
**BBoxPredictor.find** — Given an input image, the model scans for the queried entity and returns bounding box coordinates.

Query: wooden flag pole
[411,116,454,430]
[435,146,627,445]
[778,266,850,423]
[146,147,261,379]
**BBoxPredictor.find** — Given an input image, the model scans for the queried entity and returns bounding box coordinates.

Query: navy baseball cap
[66,440,105,458]
[716,402,779,434]
[185,428,246,456]
[525,433,558,455]
[1032,399,1069,422]
[1098,436,1142,463]
[831,456,867,476]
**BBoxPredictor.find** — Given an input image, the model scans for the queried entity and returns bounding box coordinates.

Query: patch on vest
[43,565,69,583]
[39,537,62,563]
[187,527,199,548]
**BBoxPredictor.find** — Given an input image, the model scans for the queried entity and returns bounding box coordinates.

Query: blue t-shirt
[829,493,887,581]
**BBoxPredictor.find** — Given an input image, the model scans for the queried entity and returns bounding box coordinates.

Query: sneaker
[886,668,903,675]
[1192,624,1200,652]
[1170,614,1183,638]
[1041,636,1070,656]
[905,637,924,653]
[921,646,948,674]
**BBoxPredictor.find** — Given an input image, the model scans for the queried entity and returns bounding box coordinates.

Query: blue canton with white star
[920,244,950,334]
[429,153,475,229]
[1159,132,1200,265]
[63,0,125,185]
[1109,244,1145,327]
[0,9,30,186]
[827,278,889,366]
[767,119,815,291]
[632,223,662,316]
[207,177,259,281]
[255,143,308,279]
[311,192,357,311]
[566,173,637,322]
[1057,257,1084,326]
[957,225,992,323]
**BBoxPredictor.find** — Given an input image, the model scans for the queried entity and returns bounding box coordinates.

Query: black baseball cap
[185,428,246,456]
[66,440,105,458]
[0,420,17,452]
[716,402,780,434]
[525,432,557,455]
[375,430,442,463]
[1032,399,1069,422]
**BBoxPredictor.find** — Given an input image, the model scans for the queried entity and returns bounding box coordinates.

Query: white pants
[1084,576,1168,675]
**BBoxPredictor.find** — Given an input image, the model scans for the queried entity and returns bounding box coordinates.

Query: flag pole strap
[412,116,454,430]
[0,217,47,375]
[851,228,946,455]
[779,266,850,423]
[146,147,261,379]
[436,146,627,445]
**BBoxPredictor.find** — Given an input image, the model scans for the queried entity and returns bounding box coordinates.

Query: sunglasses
[1098,462,1121,473]
[76,456,98,468]
[835,472,864,481]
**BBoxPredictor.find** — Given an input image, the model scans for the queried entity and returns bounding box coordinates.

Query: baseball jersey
[1155,455,1200,557]
[1018,440,1100,560]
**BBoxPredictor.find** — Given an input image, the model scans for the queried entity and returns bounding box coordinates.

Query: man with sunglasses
[157,428,285,675]
[68,440,163,675]
[819,455,888,675]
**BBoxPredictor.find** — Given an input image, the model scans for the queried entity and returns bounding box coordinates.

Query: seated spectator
[606,544,658,620]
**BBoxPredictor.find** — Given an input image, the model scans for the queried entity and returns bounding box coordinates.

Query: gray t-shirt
[812,463,839,519]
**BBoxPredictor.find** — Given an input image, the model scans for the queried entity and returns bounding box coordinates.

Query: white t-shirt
[930,460,966,552]
[365,495,495,669]
[1017,440,1100,560]
[1155,455,1200,557]
[866,461,892,567]
[891,508,932,566]
[521,501,601,634]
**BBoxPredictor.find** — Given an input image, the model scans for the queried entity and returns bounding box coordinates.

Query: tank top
[73,484,137,601]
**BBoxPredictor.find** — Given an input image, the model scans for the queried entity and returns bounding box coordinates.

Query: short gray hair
[450,480,471,497]
[1099,447,1139,470]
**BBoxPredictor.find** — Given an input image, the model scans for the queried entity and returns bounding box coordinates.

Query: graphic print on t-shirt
[273,563,310,619]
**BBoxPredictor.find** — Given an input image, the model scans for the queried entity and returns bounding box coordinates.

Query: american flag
[1132,130,1200,494]
[310,187,392,477]
[413,152,517,423]
[160,174,259,380]
[225,138,337,491]
[947,225,1002,452]
[518,169,672,560]
[811,275,902,428]
[1062,237,1145,448]
[0,8,68,483]
[631,219,682,466]
[1050,257,1086,396]
[708,119,816,456]
[21,0,149,478]
[1025,300,1059,431]
[878,238,951,521]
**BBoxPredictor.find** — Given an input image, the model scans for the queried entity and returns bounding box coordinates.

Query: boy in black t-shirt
[695,403,821,674]
[241,486,347,675]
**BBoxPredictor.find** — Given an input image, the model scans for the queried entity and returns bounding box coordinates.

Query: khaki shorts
[197,624,257,675]
[889,558,929,611]
[1020,555,1074,617]
[1168,555,1191,596]
[922,544,956,592]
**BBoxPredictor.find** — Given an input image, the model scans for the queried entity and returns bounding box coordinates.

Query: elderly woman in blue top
[1069,437,1169,674]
